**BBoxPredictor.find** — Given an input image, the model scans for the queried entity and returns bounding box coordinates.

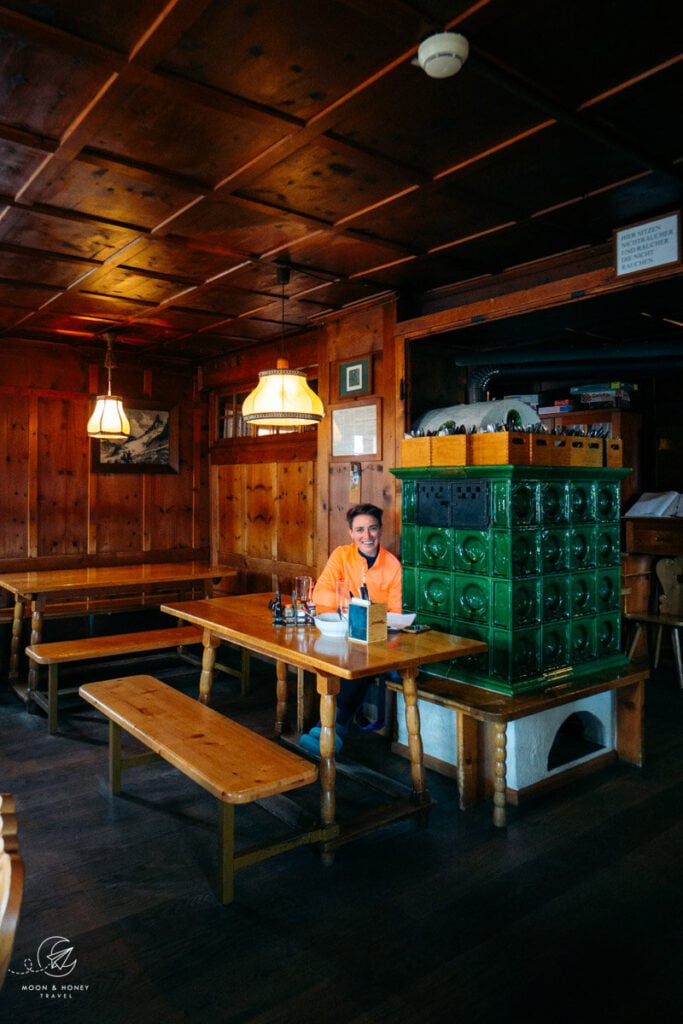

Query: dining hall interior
[1,2,682,1022]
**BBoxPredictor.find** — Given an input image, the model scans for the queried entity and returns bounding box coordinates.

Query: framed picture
[337,356,371,398]
[331,399,381,460]
[91,401,179,474]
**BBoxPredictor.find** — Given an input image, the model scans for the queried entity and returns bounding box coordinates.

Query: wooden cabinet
[624,516,683,557]
[539,409,642,506]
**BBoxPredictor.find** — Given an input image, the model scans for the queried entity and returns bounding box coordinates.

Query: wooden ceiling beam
[397,245,683,340]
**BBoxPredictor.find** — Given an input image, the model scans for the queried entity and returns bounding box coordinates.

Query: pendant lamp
[242,268,325,428]
[86,334,131,441]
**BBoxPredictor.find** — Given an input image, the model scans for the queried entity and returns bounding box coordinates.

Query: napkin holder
[348,597,387,644]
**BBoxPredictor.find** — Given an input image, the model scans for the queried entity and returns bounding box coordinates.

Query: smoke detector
[415,31,469,79]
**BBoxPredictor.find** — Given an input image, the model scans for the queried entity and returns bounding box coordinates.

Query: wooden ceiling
[0,0,681,367]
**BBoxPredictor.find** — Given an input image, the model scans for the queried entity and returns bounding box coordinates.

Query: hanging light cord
[278,266,290,359]
[104,336,115,396]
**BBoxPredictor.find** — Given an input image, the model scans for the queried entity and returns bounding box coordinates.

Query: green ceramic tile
[540,480,570,524]
[542,574,571,621]
[569,526,596,570]
[417,525,454,570]
[541,529,570,574]
[493,529,542,577]
[596,569,621,611]
[454,574,492,624]
[493,577,541,627]
[542,621,570,669]
[569,481,595,522]
[570,571,596,616]
[454,529,491,575]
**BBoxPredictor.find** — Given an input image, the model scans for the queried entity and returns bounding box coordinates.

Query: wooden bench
[79,675,319,903]
[25,626,205,734]
[387,661,648,828]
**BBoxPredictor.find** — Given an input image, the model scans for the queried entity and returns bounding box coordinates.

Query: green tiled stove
[391,465,631,695]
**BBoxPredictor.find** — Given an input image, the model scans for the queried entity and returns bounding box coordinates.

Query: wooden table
[161,593,487,854]
[387,660,648,827]
[0,562,236,689]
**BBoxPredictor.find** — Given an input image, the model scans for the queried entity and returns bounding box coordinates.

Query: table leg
[492,722,507,828]
[9,597,25,681]
[401,666,430,805]
[198,630,221,704]
[275,660,288,735]
[316,673,340,864]
[27,595,45,698]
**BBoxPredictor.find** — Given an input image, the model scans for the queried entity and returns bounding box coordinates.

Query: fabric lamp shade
[87,333,131,441]
[242,359,324,427]
[87,395,131,440]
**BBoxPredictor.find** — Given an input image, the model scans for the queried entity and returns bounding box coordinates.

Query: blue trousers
[334,670,400,728]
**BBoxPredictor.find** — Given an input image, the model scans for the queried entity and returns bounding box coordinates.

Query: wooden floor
[2,624,683,1024]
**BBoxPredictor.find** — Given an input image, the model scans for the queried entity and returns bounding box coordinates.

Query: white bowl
[314,613,348,637]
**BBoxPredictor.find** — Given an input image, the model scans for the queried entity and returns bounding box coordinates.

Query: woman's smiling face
[349,513,381,558]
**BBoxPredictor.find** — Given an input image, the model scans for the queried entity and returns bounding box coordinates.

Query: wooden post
[456,710,480,810]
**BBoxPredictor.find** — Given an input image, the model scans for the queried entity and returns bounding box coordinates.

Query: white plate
[387,612,416,630]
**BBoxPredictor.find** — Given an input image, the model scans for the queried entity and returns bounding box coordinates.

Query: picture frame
[90,401,179,474]
[331,399,382,460]
[337,356,371,398]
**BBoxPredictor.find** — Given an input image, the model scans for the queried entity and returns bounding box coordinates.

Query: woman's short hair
[346,503,383,528]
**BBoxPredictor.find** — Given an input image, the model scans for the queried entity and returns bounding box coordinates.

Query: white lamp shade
[87,395,131,440]
[242,360,324,427]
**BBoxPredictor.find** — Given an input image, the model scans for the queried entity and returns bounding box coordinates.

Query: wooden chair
[625,556,683,688]
[0,793,24,989]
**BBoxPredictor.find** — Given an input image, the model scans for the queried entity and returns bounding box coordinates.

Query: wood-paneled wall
[205,297,402,591]
[0,297,401,593]
[0,343,209,573]
[211,460,316,593]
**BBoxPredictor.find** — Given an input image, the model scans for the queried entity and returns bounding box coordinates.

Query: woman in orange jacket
[300,503,402,757]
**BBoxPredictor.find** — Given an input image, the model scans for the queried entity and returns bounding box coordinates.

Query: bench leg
[217,802,235,904]
[109,721,122,795]
[492,722,507,828]
[240,649,250,699]
[47,664,59,735]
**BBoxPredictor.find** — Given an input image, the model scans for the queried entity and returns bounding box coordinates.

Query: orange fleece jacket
[312,543,402,612]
